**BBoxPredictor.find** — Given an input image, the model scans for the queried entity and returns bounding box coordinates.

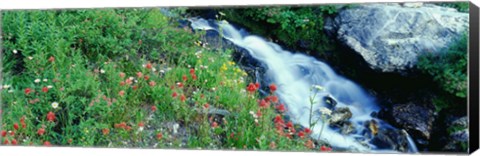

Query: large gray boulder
[325,3,469,74]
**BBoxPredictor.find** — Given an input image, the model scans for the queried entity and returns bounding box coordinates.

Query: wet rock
[340,121,356,135]
[389,102,435,143]
[370,128,410,152]
[329,107,352,126]
[323,95,338,109]
[450,116,468,128]
[325,3,469,74]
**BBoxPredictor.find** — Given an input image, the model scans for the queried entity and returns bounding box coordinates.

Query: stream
[188,18,419,153]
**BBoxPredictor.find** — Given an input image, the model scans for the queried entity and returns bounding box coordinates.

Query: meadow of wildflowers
[0,8,333,152]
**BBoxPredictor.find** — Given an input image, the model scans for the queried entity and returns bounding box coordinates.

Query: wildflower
[286,121,294,129]
[68,139,73,144]
[298,131,305,139]
[46,111,56,122]
[138,122,145,127]
[119,90,125,96]
[136,72,143,78]
[246,83,257,93]
[271,96,279,103]
[51,102,59,109]
[191,74,197,80]
[132,85,138,90]
[177,82,184,88]
[37,128,45,136]
[319,107,332,116]
[24,88,32,95]
[151,105,157,112]
[144,75,150,81]
[320,145,332,152]
[145,63,152,69]
[276,104,286,112]
[13,123,19,130]
[126,78,133,85]
[180,95,186,102]
[189,68,195,75]
[258,99,269,108]
[256,110,262,118]
[211,121,218,128]
[304,128,312,134]
[3,85,11,89]
[42,87,49,93]
[3,139,9,145]
[1,130,6,137]
[100,69,105,74]
[28,56,33,60]
[102,128,109,135]
[172,92,178,98]
[305,140,315,149]
[204,103,210,109]
[48,56,55,62]
[255,82,260,89]
[44,141,51,146]
[11,139,17,145]
[156,133,163,140]
[34,79,41,83]
[119,72,126,78]
[9,131,14,136]
[149,81,156,87]
[47,85,53,89]
[43,78,48,82]
[182,75,187,81]
[120,81,126,86]
[13,49,18,54]
[269,83,277,92]
[269,141,276,149]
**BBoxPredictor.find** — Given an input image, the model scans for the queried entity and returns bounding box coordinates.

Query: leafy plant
[417,34,468,98]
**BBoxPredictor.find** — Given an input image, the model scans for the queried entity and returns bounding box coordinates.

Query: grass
[0,8,333,152]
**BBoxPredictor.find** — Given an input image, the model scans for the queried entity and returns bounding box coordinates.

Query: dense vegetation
[417,34,468,99]
[211,5,342,54]
[0,8,333,152]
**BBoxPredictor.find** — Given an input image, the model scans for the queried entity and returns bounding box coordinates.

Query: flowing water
[189,18,418,153]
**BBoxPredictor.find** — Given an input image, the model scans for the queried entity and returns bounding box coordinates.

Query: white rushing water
[189,18,417,153]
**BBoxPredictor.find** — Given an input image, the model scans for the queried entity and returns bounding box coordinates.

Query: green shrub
[434,2,469,13]
[215,5,340,53]
[417,34,468,98]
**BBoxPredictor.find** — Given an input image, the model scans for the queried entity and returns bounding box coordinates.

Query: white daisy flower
[100,69,105,74]
[47,85,53,89]
[3,85,10,89]
[34,79,41,83]
[8,90,14,93]
[319,107,332,116]
[28,56,33,60]
[51,102,59,109]
[160,70,165,73]
[13,49,18,54]
[43,79,48,82]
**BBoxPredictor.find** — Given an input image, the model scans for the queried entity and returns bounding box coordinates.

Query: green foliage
[417,34,468,98]
[435,2,469,12]
[217,5,339,52]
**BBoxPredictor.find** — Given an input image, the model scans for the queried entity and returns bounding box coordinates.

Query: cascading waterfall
[189,18,418,153]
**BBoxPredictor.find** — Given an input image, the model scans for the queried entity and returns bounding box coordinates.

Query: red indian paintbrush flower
[204,103,210,109]
[44,141,51,146]
[11,139,17,145]
[177,82,184,88]
[276,104,286,112]
[145,63,152,69]
[182,75,187,81]
[189,68,195,75]
[286,121,294,129]
[48,56,55,62]
[42,87,49,93]
[211,121,218,128]
[191,74,197,80]
[305,140,314,149]
[180,95,186,102]
[3,139,9,145]
[320,145,332,152]
[119,72,126,78]
[9,131,15,136]
[149,81,156,87]
[258,99,269,108]
[151,105,157,112]
[119,90,125,96]
[13,123,19,130]
[256,110,262,118]
[1,130,6,137]
[172,92,178,98]
[304,128,312,134]
[246,83,257,93]
[298,131,305,139]
[269,83,277,92]
[46,111,56,122]
[37,128,45,136]
[138,122,144,127]
[144,75,150,81]
[102,128,109,135]
[24,88,32,95]
[136,72,143,78]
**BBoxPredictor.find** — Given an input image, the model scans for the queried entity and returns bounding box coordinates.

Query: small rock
[329,107,352,125]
